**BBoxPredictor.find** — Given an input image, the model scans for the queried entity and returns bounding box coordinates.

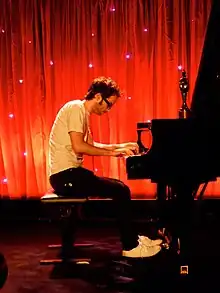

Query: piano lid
[191,0,220,121]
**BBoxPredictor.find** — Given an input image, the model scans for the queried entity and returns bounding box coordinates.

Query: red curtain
[0,0,215,198]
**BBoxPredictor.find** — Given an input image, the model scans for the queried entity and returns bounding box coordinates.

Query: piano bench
[40,192,112,266]
[40,192,94,265]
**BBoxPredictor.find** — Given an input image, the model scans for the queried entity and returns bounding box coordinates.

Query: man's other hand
[120,142,139,154]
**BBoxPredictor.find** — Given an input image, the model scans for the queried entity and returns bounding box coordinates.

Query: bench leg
[40,205,93,265]
[60,205,75,258]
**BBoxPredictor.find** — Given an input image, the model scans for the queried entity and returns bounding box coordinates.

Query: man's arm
[67,106,135,156]
[69,131,115,156]
[69,131,134,157]
[93,142,118,150]
[87,131,118,150]
[88,132,138,152]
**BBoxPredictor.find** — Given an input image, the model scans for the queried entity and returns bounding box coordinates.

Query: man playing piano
[49,76,162,258]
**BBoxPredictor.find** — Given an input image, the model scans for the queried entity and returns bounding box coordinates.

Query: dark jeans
[49,167,138,250]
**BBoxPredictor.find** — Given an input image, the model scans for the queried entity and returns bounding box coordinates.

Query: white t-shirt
[48,100,90,176]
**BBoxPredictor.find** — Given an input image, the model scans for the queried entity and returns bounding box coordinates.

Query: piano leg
[156,183,177,228]
[170,183,196,269]
[156,181,197,273]
[156,183,168,229]
[157,183,167,200]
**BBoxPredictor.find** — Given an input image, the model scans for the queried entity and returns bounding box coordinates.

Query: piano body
[127,0,220,197]
[127,118,220,186]
[126,0,220,266]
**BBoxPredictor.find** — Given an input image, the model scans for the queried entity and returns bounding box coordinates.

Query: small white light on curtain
[19,79,23,83]
[177,65,183,70]
[2,178,7,184]
[110,7,116,12]
[127,96,132,100]
[8,113,14,118]
[91,33,95,37]
[94,168,98,172]
[28,40,32,44]
[23,152,27,156]
[144,28,148,32]
[50,60,54,66]
[1,29,5,33]
[125,54,131,59]
[88,63,93,68]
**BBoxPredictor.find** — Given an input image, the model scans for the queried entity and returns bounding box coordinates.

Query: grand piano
[126,0,220,267]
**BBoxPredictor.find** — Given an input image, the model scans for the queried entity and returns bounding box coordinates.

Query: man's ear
[94,93,102,103]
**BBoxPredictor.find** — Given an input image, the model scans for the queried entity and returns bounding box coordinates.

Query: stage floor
[0,214,220,293]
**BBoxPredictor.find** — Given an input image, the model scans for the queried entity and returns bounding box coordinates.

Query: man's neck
[83,99,94,114]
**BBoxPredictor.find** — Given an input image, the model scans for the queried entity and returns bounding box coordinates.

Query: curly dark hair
[85,76,121,100]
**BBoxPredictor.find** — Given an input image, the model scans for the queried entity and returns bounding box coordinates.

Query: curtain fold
[0,0,214,198]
